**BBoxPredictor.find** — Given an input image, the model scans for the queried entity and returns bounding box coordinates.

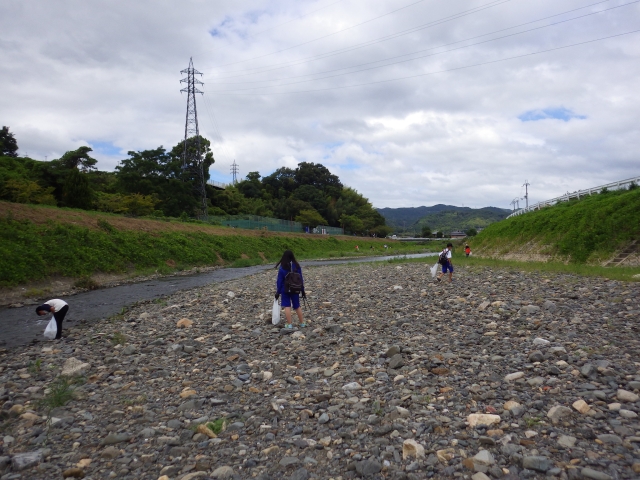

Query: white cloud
[1,0,639,208]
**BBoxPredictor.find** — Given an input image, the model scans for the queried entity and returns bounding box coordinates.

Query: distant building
[450,230,467,238]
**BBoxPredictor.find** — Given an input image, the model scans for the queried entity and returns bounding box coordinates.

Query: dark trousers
[53,305,69,339]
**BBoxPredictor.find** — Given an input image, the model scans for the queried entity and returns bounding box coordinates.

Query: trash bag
[271,299,281,325]
[44,318,57,339]
[430,262,439,278]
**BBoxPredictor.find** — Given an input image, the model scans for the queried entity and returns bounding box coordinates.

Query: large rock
[467,414,501,427]
[402,439,425,460]
[388,354,404,369]
[522,456,552,472]
[61,357,90,377]
[11,451,42,471]
[617,389,639,402]
[355,459,382,475]
[547,405,572,421]
[581,468,613,480]
[211,466,234,479]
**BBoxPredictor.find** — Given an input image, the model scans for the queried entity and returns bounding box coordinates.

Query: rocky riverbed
[0,262,639,480]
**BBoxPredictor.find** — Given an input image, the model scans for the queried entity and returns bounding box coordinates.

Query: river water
[0,253,437,348]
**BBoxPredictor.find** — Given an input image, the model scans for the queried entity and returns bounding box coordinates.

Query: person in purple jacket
[275,250,306,329]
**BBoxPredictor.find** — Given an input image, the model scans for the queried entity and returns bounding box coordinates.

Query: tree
[341,214,365,234]
[237,171,263,199]
[296,209,327,229]
[0,126,18,157]
[62,169,93,209]
[436,231,444,238]
[421,225,432,238]
[294,162,343,199]
[465,228,478,237]
[59,146,98,172]
[169,135,215,183]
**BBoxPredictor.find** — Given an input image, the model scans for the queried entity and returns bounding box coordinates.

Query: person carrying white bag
[36,299,69,340]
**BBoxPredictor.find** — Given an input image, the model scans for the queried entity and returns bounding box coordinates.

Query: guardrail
[207,180,229,190]
[507,175,640,219]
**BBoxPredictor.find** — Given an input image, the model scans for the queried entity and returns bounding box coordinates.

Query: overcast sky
[1,0,639,208]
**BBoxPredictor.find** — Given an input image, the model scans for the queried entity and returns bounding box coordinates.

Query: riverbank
[0,200,438,292]
[0,260,638,479]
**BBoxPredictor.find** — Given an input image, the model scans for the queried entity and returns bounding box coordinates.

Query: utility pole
[523,180,530,210]
[230,160,239,184]
[510,198,517,212]
[180,57,207,219]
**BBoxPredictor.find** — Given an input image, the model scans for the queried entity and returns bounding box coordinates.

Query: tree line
[0,127,390,235]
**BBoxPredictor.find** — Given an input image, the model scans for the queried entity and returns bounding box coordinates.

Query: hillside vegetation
[471,187,640,263]
[0,202,423,287]
[378,204,509,234]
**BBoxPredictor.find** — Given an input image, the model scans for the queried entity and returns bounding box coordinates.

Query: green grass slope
[471,187,640,263]
[0,214,427,287]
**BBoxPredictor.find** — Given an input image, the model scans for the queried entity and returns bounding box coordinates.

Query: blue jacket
[276,263,304,295]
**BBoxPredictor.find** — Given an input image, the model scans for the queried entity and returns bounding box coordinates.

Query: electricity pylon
[180,57,207,218]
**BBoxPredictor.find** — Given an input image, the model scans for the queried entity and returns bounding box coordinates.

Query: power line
[209,0,431,68]
[208,0,622,85]
[248,0,344,38]
[208,0,637,89]
[207,0,512,76]
[207,28,640,95]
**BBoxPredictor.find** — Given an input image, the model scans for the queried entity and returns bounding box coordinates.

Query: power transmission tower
[523,180,530,209]
[230,160,239,184]
[180,57,207,218]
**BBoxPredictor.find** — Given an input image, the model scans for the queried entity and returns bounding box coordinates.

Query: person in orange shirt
[465,244,471,257]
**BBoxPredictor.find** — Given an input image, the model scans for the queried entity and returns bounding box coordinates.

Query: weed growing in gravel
[207,418,228,434]
[524,416,541,428]
[371,400,383,416]
[38,376,84,410]
[28,358,42,375]
[111,332,127,345]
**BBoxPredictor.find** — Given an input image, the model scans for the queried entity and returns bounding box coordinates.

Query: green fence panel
[207,215,344,235]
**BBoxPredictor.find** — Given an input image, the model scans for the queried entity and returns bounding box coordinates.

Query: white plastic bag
[271,299,281,325]
[44,318,57,339]
[430,262,439,278]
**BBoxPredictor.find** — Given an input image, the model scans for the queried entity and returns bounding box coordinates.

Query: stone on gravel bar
[60,357,90,376]
[388,353,404,369]
[557,435,577,448]
[471,473,491,480]
[504,371,524,381]
[100,433,131,445]
[522,455,552,472]
[572,399,591,414]
[402,439,425,459]
[581,467,613,480]
[11,451,42,471]
[177,318,193,328]
[467,414,501,427]
[355,459,382,475]
[547,405,572,421]
[211,466,234,479]
[617,389,639,402]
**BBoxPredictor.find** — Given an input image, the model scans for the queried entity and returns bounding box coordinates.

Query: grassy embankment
[469,187,640,264]
[384,187,640,281]
[0,201,436,288]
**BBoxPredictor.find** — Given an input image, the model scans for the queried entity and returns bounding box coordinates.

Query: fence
[208,214,344,235]
[507,175,640,219]
[207,180,229,190]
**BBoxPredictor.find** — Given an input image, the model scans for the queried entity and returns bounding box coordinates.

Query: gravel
[0,262,639,479]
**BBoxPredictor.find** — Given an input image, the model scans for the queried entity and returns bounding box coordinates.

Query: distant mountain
[377,205,510,234]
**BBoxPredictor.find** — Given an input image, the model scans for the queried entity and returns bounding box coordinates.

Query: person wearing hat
[35,299,69,340]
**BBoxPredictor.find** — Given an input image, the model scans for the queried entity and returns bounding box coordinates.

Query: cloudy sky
[1,0,639,209]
